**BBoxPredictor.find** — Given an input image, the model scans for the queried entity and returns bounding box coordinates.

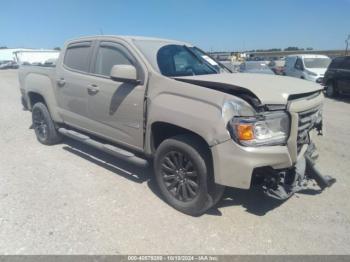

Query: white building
[0,48,33,62]
[0,49,60,65]
[14,50,60,65]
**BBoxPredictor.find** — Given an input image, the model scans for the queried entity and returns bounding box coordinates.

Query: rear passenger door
[56,41,96,130]
[86,41,147,149]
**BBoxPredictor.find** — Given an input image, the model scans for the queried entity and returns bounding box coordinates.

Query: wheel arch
[27,91,47,109]
[150,122,211,154]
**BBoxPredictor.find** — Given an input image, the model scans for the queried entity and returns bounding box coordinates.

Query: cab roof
[65,35,191,46]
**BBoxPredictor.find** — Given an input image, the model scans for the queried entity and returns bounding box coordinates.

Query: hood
[305,68,327,76]
[175,73,323,105]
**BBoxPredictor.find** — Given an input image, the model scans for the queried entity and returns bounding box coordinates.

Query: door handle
[56,78,66,87]
[87,84,99,95]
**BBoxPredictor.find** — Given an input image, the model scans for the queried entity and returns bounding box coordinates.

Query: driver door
[86,41,147,149]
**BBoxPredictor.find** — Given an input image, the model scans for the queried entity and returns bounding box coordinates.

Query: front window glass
[304,58,331,68]
[94,45,132,76]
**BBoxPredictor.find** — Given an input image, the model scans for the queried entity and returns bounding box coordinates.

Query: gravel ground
[0,69,349,254]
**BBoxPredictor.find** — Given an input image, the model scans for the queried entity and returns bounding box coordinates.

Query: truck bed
[18,65,56,94]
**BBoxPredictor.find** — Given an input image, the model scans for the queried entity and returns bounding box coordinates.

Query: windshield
[156,45,229,77]
[304,58,331,68]
[133,40,230,77]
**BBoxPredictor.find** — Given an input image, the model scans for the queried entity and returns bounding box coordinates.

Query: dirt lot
[0,69,349,254]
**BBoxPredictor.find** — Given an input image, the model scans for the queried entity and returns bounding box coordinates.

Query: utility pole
[346,34,350,56]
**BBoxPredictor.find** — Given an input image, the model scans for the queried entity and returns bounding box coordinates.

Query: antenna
[99,28,104,35]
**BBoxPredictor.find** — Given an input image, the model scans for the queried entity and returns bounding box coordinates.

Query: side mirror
[110,64,139,84]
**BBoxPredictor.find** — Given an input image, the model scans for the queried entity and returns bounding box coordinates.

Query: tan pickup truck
[18,35,335,215]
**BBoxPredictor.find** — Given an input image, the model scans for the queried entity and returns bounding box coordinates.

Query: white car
[284,54,331,83]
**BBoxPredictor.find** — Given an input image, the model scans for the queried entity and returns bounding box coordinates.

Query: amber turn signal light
[235,124,254,140]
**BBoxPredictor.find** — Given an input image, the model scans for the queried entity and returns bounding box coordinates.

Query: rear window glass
[64,42,92,72]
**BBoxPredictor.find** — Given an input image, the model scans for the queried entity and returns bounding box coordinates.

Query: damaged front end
[251,95,336,200]
[252,142,336,200]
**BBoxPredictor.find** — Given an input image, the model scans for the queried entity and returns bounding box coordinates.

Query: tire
[154,135,224,216]
[326,82,337,97]
[32,102,62,145]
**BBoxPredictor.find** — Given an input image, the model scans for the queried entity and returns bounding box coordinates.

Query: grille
[297,106,321,153]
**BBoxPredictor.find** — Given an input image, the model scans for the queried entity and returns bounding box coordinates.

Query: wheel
[154,135,224,216]
[326,82,337,97]
[32,102,62,145]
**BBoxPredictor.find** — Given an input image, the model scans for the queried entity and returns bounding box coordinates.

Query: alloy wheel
[33,109,48,140]
[161,151,199,202]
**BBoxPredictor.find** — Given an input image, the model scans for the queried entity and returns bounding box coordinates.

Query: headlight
[222,99,256,123]
[228,111,290,146]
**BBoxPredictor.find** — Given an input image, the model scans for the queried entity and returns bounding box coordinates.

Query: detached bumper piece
[252,143,336,200]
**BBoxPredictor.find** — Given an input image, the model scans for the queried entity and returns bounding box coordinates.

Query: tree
[0,46,8,49]
[284,46,308,51]
[284,47,299,51]
[269,48,282,52]
[53,47,61,51]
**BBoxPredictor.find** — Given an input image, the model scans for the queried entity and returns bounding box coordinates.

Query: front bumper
[211,139,335,200]
[211,139,293,189]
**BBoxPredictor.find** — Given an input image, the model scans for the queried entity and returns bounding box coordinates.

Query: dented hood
[175,73,323,105]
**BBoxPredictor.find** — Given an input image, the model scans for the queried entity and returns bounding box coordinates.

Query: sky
[1,0,349,51]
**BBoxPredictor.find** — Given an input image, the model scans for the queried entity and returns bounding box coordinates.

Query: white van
[284,54,331,83]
